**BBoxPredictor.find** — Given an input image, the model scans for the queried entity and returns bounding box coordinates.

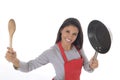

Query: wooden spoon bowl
[8,19,16,48]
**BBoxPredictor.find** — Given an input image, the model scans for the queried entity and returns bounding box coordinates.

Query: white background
[0,0,119,80]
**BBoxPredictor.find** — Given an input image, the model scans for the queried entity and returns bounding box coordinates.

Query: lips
[65,38,72,43]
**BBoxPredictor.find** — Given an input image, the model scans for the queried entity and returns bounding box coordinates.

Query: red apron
[56,42,83,80]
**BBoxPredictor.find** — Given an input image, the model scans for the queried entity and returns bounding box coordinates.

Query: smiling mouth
[66,38,72,43]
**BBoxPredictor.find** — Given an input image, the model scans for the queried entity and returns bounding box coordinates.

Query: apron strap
[75,46,82,58]
[57,42,68,62]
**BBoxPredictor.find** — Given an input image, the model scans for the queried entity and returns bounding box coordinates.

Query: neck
[61,42,72,51]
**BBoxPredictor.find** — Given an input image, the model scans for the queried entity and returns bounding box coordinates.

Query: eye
[66,30,70,33]
[73,33,78,36]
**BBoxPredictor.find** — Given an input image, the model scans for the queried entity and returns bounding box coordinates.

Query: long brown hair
[55,18,83,50]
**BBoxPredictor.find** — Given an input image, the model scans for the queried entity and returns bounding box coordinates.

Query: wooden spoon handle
[9,35,13,48]
[8,19,16,48]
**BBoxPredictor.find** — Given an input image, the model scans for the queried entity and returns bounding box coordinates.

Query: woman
[5,18,98,80]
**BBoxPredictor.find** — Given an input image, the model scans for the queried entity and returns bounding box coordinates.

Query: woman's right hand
[5,47,17,62]
[5,47,20,68]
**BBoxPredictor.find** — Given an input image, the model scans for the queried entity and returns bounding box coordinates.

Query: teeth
[66,38,71,42]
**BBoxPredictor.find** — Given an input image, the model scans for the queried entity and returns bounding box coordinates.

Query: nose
[68,33,73,39]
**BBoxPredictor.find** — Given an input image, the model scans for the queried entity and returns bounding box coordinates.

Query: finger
[7,49,16,54]
[90,63,98,69]
[92,60,98,66]
[6,52,15,58]
[7,50,13,54]
[5,53,15,61]
[93,59,98,63]
[7,47,13,51]
[90,58,97,65]
[7,47,12,50]
[5,56,13,62]
[90,57,95,63]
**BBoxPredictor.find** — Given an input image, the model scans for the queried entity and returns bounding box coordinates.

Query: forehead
[63,25,79,32]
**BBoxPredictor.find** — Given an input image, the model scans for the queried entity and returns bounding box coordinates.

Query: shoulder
[42,44,58,56]
[80,48,84,54]
[73,46,84,53]
[77,47,85,57]
[45,44,58,52]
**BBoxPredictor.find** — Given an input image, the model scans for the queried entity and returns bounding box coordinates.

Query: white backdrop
[0,0,119,80]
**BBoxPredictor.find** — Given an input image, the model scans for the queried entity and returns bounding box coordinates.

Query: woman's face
[61,25,79,46]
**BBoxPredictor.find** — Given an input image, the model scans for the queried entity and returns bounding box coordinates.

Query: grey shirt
[17,44,93,80]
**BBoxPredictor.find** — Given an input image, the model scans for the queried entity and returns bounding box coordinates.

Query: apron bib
[57,42,83,80]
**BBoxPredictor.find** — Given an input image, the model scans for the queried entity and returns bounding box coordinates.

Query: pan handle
[94,51,98,59]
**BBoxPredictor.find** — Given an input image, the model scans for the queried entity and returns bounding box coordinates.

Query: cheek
[73,36,77,41]
[61,31,67,38]
[61,33,66,40]
[72,34,78,41]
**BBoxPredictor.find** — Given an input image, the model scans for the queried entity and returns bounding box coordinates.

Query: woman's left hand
[89,57,99,69]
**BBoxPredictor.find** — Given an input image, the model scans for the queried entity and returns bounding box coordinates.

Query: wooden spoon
[8,19,16,48]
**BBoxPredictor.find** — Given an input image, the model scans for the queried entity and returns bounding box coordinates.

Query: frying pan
[87,20,111,58]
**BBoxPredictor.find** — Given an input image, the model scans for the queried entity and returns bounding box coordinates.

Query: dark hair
[55,17,83,50]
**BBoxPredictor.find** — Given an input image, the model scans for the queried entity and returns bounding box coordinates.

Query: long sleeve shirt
[16,44,93,80]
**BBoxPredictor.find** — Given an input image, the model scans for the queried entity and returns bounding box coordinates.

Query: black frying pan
[88,20,111,58]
